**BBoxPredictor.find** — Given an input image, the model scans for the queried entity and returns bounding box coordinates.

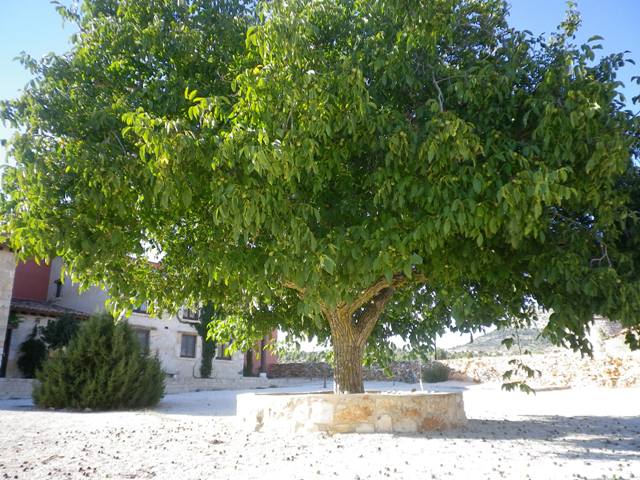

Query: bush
[34,314,165,410]
[421,361,450,383]
[40,314,80,350]
[17,327,47,378]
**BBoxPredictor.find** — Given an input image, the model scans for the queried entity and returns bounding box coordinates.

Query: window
[54,279,63,298]
[133,302,148,314]
[182,308,200,320]
[133,328,150,352]
[216,342,232,360]
[180,334,197,358]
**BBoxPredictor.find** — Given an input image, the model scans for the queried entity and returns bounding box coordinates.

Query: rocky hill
[447,327,562,356]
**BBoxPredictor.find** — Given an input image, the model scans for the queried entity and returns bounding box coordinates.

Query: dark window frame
[180,334,197,358]
[133,328,151,352]
[133,302,148,314]
[215,342,232,361]
[182,308,200,320]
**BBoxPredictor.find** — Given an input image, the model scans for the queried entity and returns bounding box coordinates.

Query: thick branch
[353,286,396,344]
[283,280,305,296]
[347,272,426,318]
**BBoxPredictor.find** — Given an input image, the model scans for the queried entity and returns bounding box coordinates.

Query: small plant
[17,327,47,378]
[501,359,541,395]
[8,311,21,328]
[421,361,450,383]
[34,314,165,410]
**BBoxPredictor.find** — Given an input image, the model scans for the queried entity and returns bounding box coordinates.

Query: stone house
[0,252,277,381]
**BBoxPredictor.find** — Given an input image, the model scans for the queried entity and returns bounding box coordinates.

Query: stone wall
[237,391,467,434]
[267,362,332,379]
[164,376,305,395]
[0,378,36,399]
[268,361,429,383]
[0,376,307,399]
[363,362,422,383]
[444,351,640,389]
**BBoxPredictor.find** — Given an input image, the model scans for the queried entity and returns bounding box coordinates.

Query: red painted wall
[245,331,278,376]
[12,260,51,302]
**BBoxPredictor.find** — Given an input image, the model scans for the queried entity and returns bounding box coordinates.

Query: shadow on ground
[407,415,640,462]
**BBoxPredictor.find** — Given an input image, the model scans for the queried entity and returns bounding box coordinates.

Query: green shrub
[34,314,165,410]
[40,314,80,350]
[421,361,450,383]
[17,327,47,378]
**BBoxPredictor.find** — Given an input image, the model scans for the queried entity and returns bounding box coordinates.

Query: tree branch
[346,272,426,318]
[426,64,445,112]
[353,286,396,344]
[283,280,305,296]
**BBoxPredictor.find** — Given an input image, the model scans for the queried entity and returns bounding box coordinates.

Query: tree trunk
[332,332,365,394]
[300,283,397,394]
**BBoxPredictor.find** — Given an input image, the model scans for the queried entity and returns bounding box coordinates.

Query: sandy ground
[0,381,638,480]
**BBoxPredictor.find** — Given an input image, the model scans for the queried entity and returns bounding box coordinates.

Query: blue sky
[1,0,639,166]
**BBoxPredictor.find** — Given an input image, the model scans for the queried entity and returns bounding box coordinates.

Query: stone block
[393,417,418,433]
[375,414,392,432]
[355,423,375,433]
[310,400,334,424]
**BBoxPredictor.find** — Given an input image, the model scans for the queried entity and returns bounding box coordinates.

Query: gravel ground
[0,381,638,480]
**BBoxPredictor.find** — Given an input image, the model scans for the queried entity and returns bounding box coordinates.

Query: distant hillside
[447,327,561,356]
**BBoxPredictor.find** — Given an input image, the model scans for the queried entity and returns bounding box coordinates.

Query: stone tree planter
[237,391,466,434]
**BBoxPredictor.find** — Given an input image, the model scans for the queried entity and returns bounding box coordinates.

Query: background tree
[2,0,639,393]
[40,314,80,350]
[16,314,80,378]
[194,305,216,378]
[17,326,47,378]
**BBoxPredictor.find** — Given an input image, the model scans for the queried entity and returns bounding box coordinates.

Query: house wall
[4,312,246,380]
[44,258,244,380]
[126,312,244,380]
[47,258,108,314]
[2,257,250,382]
[12,260,51,301]
[0,249,16,370]
[4,313,55,378]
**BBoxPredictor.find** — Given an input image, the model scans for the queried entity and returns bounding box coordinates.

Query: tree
[16,315,80,378]
[2,0,639,393]
[40,314,81,350]
[17,327,47,378]
[194,305,216,378]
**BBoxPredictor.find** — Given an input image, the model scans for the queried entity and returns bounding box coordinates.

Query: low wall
[267,362,331,379]
[0,377,308,399]
[444,352,640,389]
[237,391,466,434]
[164,376,306,394]
[0,378,35,399]
[268,361,424,383]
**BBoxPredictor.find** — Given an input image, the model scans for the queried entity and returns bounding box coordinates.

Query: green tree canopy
[2,0,639,393]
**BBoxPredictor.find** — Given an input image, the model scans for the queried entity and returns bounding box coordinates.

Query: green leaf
[321,256,336,275]
[181,188,192,208]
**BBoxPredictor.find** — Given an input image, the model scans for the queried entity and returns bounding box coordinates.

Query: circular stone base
[237,391,466,433]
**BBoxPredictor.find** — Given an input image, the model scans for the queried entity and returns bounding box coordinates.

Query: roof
[10,299,90,320]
